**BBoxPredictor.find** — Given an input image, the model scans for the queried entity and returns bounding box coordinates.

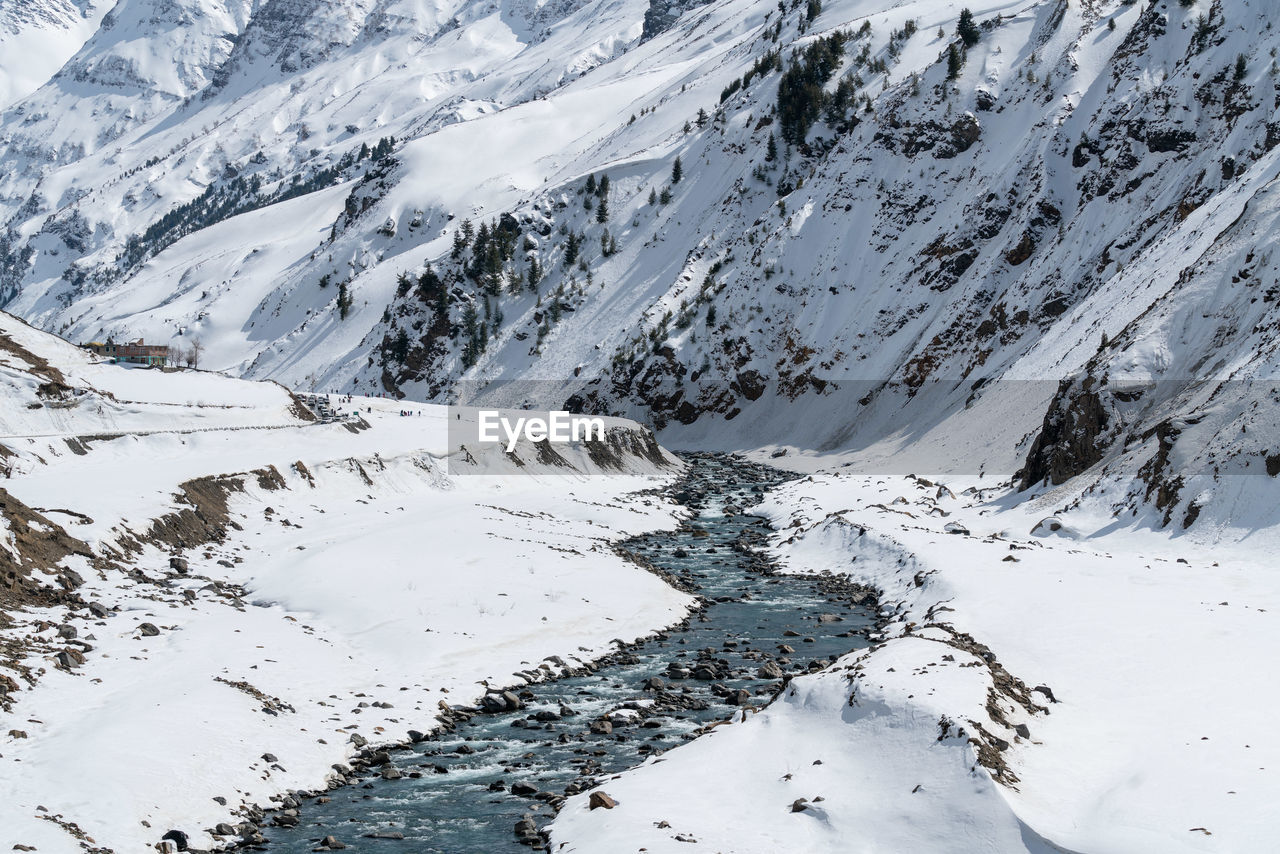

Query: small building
[84,338,169,367]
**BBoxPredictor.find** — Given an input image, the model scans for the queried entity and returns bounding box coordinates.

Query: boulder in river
[757,661,784,679]
[514,814,540,846]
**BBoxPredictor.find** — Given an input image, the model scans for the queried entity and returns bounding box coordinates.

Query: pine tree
[462,302,480,366]
[766,133,778,162]
[1236,54,1248,81]
[585,173,597,194]
[597,174,610,197]
[391,328,410,362]
[957,8,979,48]
[672,156,683,184]
[416,265,442,303]
[825,78,855,125]
[648,186,658,205]
[947,44,962,79]
[596,193,609,223]
[564,230,580,266]
[660,186,672,205]
[527,255,541,290]
[696,107,709,128]
[337,280,353,320]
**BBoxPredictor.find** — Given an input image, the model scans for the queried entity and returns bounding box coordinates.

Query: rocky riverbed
[243,454,877,852]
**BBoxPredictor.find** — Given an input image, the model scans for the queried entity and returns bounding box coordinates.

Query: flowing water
[259,454,874,851]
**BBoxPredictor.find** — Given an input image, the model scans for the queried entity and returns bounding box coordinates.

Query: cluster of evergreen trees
[584,172,611,222]
[947,10,980,79]
[776,30,851,145]
[456,217,523,296]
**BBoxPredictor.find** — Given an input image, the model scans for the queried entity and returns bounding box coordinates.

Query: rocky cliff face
[641,0,710,41]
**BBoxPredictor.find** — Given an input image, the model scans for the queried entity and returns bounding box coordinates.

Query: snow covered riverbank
[550,464,1280,853]
[1,314,694,853]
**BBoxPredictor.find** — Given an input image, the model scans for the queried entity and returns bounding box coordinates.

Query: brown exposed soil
[0,488,95,617]
[0,318,69,386]
[0,488,99,710]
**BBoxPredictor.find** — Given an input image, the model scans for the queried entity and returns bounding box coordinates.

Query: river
[257,453,875,851]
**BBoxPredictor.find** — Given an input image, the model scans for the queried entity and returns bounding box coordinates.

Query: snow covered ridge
[0,0,106,109]
[0,314,690,852]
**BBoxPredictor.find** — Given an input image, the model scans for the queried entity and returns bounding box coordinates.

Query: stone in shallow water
[757,661,784,679]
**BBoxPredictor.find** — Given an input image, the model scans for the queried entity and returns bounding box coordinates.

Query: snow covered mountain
[2,0,1278,529]
[0,0,108,109]
[4,1,1280,851]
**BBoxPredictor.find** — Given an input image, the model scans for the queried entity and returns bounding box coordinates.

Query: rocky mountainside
[2,0,1279,527]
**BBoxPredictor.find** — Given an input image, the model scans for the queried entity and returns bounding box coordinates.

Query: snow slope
[0,313,690,853]
[551,465,1280,854]
[0,0,108,109]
